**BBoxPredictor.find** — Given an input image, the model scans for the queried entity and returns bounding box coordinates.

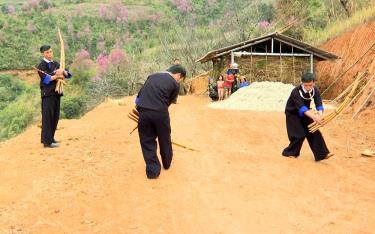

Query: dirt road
[0,96,374,233]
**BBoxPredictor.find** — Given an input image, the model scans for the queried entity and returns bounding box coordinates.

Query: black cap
[40,45,51,53]
[167,64,187,78]
[301,72,316,82]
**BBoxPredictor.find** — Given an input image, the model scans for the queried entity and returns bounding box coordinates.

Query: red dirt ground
[0,95,374,233]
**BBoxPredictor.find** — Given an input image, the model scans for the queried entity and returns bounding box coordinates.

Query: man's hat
[40,45,51,53]
[301,72,316,82]
[167,64,187,78]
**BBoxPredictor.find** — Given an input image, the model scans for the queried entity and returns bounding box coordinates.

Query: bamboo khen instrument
[55,28,66,94]
[308,72,364,133]
[127,108,199,152]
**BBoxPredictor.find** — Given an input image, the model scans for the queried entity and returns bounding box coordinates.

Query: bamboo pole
[127,109,199,152]
[308,72,363,132]
[352,85,375,119]
[332,71,369,103]
[56,28,65,94]
[321,42,375,96]
[341,73,375,114]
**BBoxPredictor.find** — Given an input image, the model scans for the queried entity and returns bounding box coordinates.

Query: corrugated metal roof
[196,32,339,63]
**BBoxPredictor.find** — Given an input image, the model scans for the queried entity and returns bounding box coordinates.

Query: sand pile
[209,81,295,111]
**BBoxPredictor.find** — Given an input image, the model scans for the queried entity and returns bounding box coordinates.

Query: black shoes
[43,142,59,148]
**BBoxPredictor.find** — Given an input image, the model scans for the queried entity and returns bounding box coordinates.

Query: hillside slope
[317,20,375,104]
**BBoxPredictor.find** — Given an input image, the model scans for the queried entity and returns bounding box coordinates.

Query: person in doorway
[224,73,234,99]
[227,63,240,93]
[239,76,249,88]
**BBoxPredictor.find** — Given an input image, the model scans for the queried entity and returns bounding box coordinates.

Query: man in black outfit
[37,45,72,148]
[136,64,186,179]
[282,73,333,161]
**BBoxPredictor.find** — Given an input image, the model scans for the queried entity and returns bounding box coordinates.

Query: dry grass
[305,4,375,45]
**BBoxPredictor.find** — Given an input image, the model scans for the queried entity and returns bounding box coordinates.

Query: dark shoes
[44,142,59,148]
[324,153,334,159]
[282,154,299,158]
[147,175,159,179]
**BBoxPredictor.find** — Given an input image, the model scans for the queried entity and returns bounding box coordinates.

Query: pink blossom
[149,13,161,21]
[99,4,107,18]
[171,0,192,13]
[75,5,83,17]
[7,5,16,14]
[109,49,126,65]
[75,49,91,61]
[96,53,109,72]
[98,2,128,23]
[81,59,96,70]
[257,20,270,29]
[28,0,39,8]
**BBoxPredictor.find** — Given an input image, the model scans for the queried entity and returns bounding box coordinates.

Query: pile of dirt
[209,81,295,111]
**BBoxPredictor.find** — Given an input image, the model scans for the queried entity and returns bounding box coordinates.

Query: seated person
[208,78,218,101]
[239,76,249,88]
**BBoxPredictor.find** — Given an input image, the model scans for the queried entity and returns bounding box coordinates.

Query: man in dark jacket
[282,73,333,161]
[37,45,72,148]
[136,64,186,179]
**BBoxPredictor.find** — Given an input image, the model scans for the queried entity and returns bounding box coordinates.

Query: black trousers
[41,95,60,145]
[137,109,173,178]
[282,113,330,161]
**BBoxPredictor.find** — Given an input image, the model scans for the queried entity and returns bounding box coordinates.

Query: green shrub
[61,95,87,119]
[0,92,39,140]
[0,74,29,110]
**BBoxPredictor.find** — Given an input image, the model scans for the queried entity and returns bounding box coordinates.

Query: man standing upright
[136,64,186,179]
[37,45,72,148]
[282,73,333,161]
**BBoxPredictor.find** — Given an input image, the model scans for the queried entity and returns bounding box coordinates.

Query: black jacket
[37,60,61,97]
[136,72,180,112]
[285,85,323,117]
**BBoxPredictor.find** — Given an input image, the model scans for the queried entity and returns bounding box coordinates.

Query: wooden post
[292,46,295,85]
[250,46,253,83]
[280,42,282,82]
[265,45,268,81]
[310,54,314,73]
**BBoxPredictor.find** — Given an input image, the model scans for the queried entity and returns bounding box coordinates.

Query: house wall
[212,55,312,85]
